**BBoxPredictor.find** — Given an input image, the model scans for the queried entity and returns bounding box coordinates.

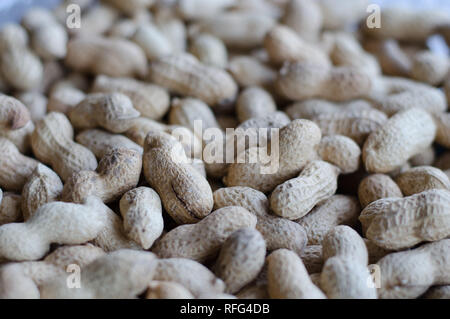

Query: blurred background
[1,0,450,26]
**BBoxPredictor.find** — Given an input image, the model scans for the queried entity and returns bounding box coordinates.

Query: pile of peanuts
[0,0,449,299]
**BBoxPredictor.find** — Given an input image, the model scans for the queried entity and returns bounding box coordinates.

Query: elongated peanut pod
[31,112,98,182]
[152,206,257,262]
[320,226,377,299]
[0,196,108,261]
[119,187,163,249]
[267,249,326,299]
[213,228,266,294]
[143,131,213,224]
[270,161,340,220]
[148,53,237,107]
[359,189,450,250]
[363,108,436,173]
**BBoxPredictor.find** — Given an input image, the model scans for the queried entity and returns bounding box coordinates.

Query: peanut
[153,258,225,297]
[0,192,22,225]
[132,24,173,60]
[143,131,213,224]
[213,186,308,254]
[228,55,276,88]
[189,33,228,69]
[360,189,450,250]
[21,164,63,220]
[0,196,108,261]
[264,25,330,66]
[358,174,403,208]
[40,250,157,299]
[152,206,257,261]
[0,137,39,192]
[363,108,437,173]
[267,249,326,299]
[270,161,340,220]
[119,187,163,249]
[377,239,450,299]
[276,62,372,102]
[76,129,143,159]
[31,112,98,182]
[297,195,360,245]
[65,36,147,78]
[395,166,450,196]
[317,135,361,174]
[225,119,322,193]
[62,148,142,204]
[146,281,194,299]
[148,53,238,107]
[213,228,266,294]
[320,226,377,299]
[236,86,277,123]
[69,93,140,133]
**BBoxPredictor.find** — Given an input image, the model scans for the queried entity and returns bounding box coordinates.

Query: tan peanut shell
[16,91,47,123]
[360,189,450,250]
[270,161,340,220]
[0,94,31,130]
[143,131,213,224]
[267,249,326,299]
[410,146,435,167]
[92,75,170,120]
[21,164,63,220]
[282,0,323,41]
[228,55,276,88]
[362,7,450,42]
[148,53,237,107]
[435,112,450,148]
[286,99,373,121]
[68,93,140,133]
[65,36,147,78]
[40,250,157,299]
[264,25,330,66]
[213,186,308,255]
[189,33,228,69]
[312,108,388,146]
[300,245,324,274]
[377,239,450,299]
[146,281,194,299]
[225,119,322,193]
[0,196,108,261]
[76,129,143,159]
[153,258,225,297]
[320,226,376,299]
[31,112,98,182]
[214,228,266,294]
[236,86,277,123]
[358,174,403,208]
[317,135,361,174]
[132,24,173,61]
[169,97,221,136]
[197,12,275,49]
[411,51,449,85]
[152,206,257,262]
[326,32,381,77]
[44,244,106,270]
[0,137,39,192]
[369,78,447,116]
[62,148,141,204]
[363,108,436,174]
[297,195,360,245]
[395,166,450,196]
[47,84,86,114]
[276,62,372,102]
[0,192,22,226]
[119,187,164,249]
